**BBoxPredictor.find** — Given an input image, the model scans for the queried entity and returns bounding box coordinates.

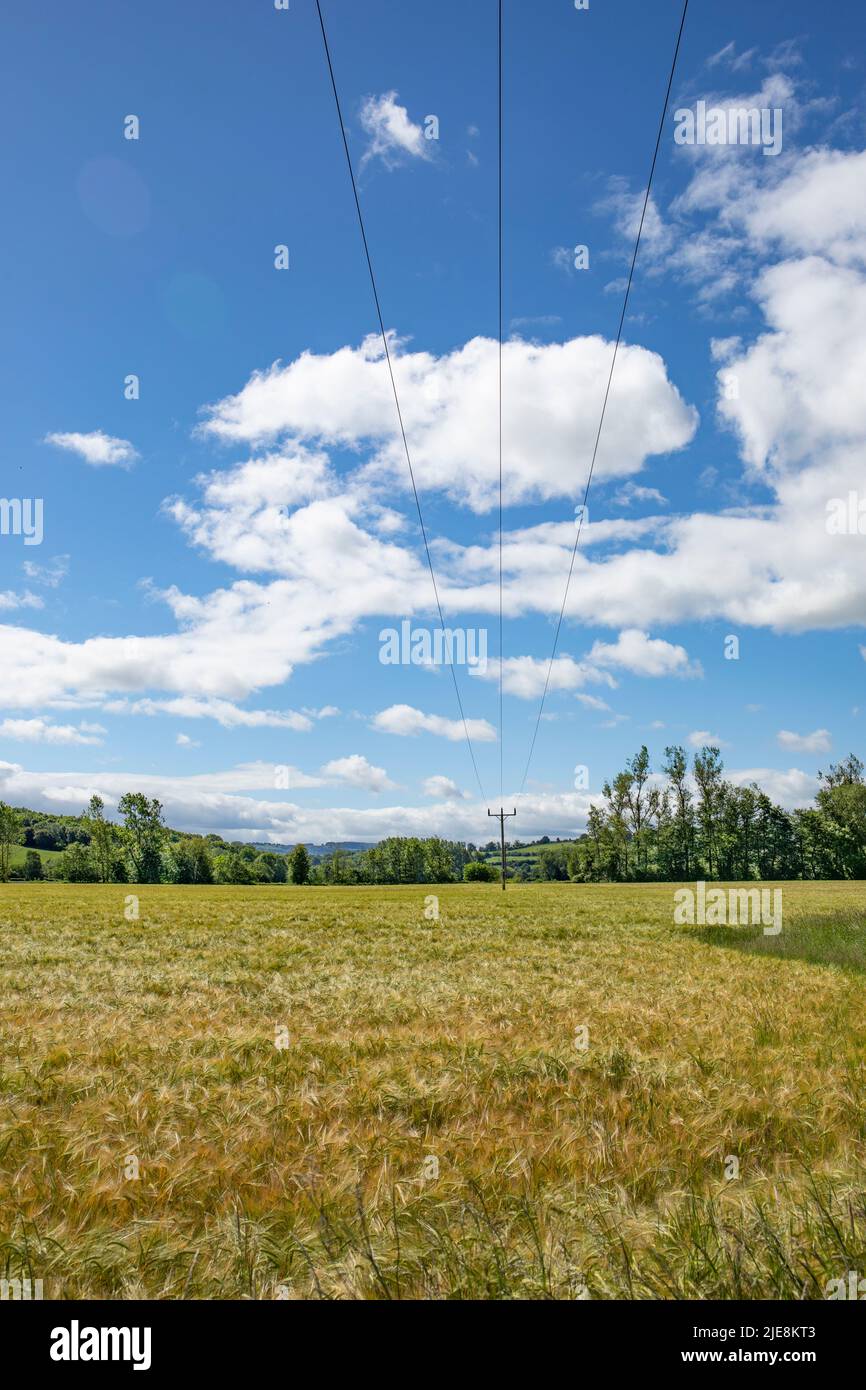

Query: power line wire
[518,0,690,795]
[498,0,504,802]
[315,0,487,799]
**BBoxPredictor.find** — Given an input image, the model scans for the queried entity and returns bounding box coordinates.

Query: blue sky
[1,0,865,843]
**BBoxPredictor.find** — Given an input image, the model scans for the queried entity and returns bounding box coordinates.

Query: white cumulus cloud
[372,704,496,743]
[44,430,139,467]
[422,775,470,800]
[321,754,395,793]
[197,334,698,512]
[0,717,105,746]
[359,92,431,169]
[776,728,831,754]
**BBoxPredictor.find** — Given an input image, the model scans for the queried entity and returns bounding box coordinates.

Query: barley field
[1,880,865,1300]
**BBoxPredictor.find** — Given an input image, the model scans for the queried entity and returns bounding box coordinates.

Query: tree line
[531,746,866,883]
[0,795,477,886]
[0,795,309,886]
[1,746,864,886]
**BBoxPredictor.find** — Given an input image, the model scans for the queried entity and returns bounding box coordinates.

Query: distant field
[482,840,562,867]
[8,844,63,868]
[1,880,865,1300]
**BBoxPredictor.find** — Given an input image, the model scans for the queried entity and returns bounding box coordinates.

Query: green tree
[816,754,866,878]
[733,785,758,880]
[254,851,287,884]
[624,746,652,878]
[793,807,835,880]
[23,849,44,880]
[189,839,215,884]
[214,852,254,885]
[601,772,631,879]
[168,837,214,884]
[663,745,693,879]
[61,841,98,883]
[31,820,69,851]
[0,801,21,882]
[322,847,355,884]
[464,860,498,882]
[535,844,570,880]
[118,793,166,883]
[289,844,311,885]
[424,838,455,883]
[83,795,117,883]
[582,804,606,881]
[170,840,194,884]
[693,746,725,878]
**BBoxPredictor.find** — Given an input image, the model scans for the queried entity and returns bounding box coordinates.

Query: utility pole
[488,808,517,890]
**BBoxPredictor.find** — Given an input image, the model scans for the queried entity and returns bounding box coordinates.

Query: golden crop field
[1,880,865,1300]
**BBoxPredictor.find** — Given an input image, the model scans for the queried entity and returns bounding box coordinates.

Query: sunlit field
[2,881,865,1300]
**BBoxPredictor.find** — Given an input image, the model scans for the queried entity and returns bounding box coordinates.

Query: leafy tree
[534,844,570,881]
[169,838,214,884]
[816,755,866,878]
[31,822,67,851]
[731,785,758,880]
[254,851,287,884]
[321,847,355,884]
[581,804,606,881]
[83,795,117,883]
[693,746,725,878]
[663,745,693,879]
[23,849,44,880]
[214,852,254,886]
[169,840,195,884]
[793,807,835,880]
[110,854,129,883]
[61,841,98,883]
[624,746,652,878]
[289,845,311,885]
[601,772,631,879]
[118,793,166,884]
[464,860,498,882]
[188,839,215,884]
[820,753,865,789]
[424,837,455,883]
[0,801,21,882]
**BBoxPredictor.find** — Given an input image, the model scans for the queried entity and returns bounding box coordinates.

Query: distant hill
[250,841,375,860]
[7,807,381,862]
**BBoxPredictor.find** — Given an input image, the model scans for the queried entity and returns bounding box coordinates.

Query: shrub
[464,860,498,883]
[23,850,44,881]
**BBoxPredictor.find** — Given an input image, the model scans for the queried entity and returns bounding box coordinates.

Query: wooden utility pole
[488,808,517,890]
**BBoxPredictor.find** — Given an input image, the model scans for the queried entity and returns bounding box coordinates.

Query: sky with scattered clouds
[1,0,865,844]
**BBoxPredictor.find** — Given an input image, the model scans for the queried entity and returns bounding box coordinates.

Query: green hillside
[481,838,577,865]
[9,845,64,869]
